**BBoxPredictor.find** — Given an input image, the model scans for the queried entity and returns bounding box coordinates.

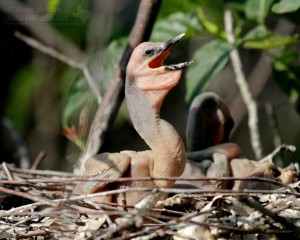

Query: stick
[14,31,102,104]
[224,5,263,159]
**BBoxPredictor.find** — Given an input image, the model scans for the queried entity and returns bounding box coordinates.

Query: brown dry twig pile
[0,160,300,240]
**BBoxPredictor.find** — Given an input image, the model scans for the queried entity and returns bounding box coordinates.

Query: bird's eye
[144,49,154,57]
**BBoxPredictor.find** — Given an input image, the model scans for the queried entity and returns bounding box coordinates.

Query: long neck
[125,77,186,186]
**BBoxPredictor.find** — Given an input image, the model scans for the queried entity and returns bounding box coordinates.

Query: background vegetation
[1,0,300,171]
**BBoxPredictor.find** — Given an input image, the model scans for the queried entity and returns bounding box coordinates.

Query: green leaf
[158,0,200,19]
[272,0,300,14]
[243,25,273,41]
[242,25,298,49]
[197,0,224,30]
[151,12,203,42]
[62,38,127,126]
[197,6,226,39]
[271,54,300,95]
[276,51,298,63]
[47,0,60,18]
[62,72,93,127]
[185,40,233,103]
[245,0,273,24]
[88,37,127,94]
[243,35,297,49]
[5,64,40,133]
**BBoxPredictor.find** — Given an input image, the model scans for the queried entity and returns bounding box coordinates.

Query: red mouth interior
[148,49,170,68]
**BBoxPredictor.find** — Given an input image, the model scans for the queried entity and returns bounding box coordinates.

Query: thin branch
[0,186,56,207]
[242,198,300,235]
[224,5,263,159]
[0,0,85,61]
[77,0,162,171]
[2,162,14,181]
[14,31,84,69]
[259,144,296,163]
[82,66,102,103]
[265,102,282,147]
[0,175,294,191]
[229,20,295,133]
[14,31,102,104]
[30,151,46,170]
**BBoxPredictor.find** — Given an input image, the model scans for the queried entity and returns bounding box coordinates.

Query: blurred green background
[0,0,300,171]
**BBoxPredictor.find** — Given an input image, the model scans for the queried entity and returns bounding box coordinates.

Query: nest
[1,158,300,240]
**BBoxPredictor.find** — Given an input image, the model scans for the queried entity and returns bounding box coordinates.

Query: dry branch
[0,163,299,239]
[224,5,262,159]
[14,31,102,104]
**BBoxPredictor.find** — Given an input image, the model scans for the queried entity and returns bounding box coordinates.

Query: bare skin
[73,33,193,206]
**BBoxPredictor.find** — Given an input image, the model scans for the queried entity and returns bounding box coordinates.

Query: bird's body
[73,33,192,206]
[73,33,287,203]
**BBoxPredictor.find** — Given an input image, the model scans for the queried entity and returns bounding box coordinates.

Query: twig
[15,31,84,69]
[30,151,47,170]
[224,5,263,159]
[14,31,102,104]
[82,199,113,226]
[0,175,293,190]
[11,166,78,177]
[242,198,300,235]
[0,186,56,207]
[265,102,282,147]
[77,0,162,172]
[96,215,143,240]
[229,20,295,132]
[0,0,85,61]
[260,144,296,163]
[0,216,37,234]
[2,162,14,180]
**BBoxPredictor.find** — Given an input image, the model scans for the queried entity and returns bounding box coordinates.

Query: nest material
[0,161,300,240]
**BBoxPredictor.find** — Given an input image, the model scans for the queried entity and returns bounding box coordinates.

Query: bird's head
[126,33,193,109]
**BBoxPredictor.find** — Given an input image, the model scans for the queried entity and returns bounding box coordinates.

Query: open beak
[160,33,186,52]
[150,33,194,71]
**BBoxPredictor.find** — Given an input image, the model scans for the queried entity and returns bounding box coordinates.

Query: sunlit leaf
[242,25,298,49]
[47,0,60,18]
[197,0,225,31]
[197,6,226,39]
[185,40,233,103]
[151,12,203,42]
[243,35,297,49]
[272,0,300,14]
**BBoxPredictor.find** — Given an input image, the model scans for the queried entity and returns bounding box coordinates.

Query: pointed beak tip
[174,33,186,42]
[178,33,186,39]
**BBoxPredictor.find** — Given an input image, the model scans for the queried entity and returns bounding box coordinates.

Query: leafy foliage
[60,0,300,144]
[272,0,300,14]
[6,0,300,151]
[185,40,232,103]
